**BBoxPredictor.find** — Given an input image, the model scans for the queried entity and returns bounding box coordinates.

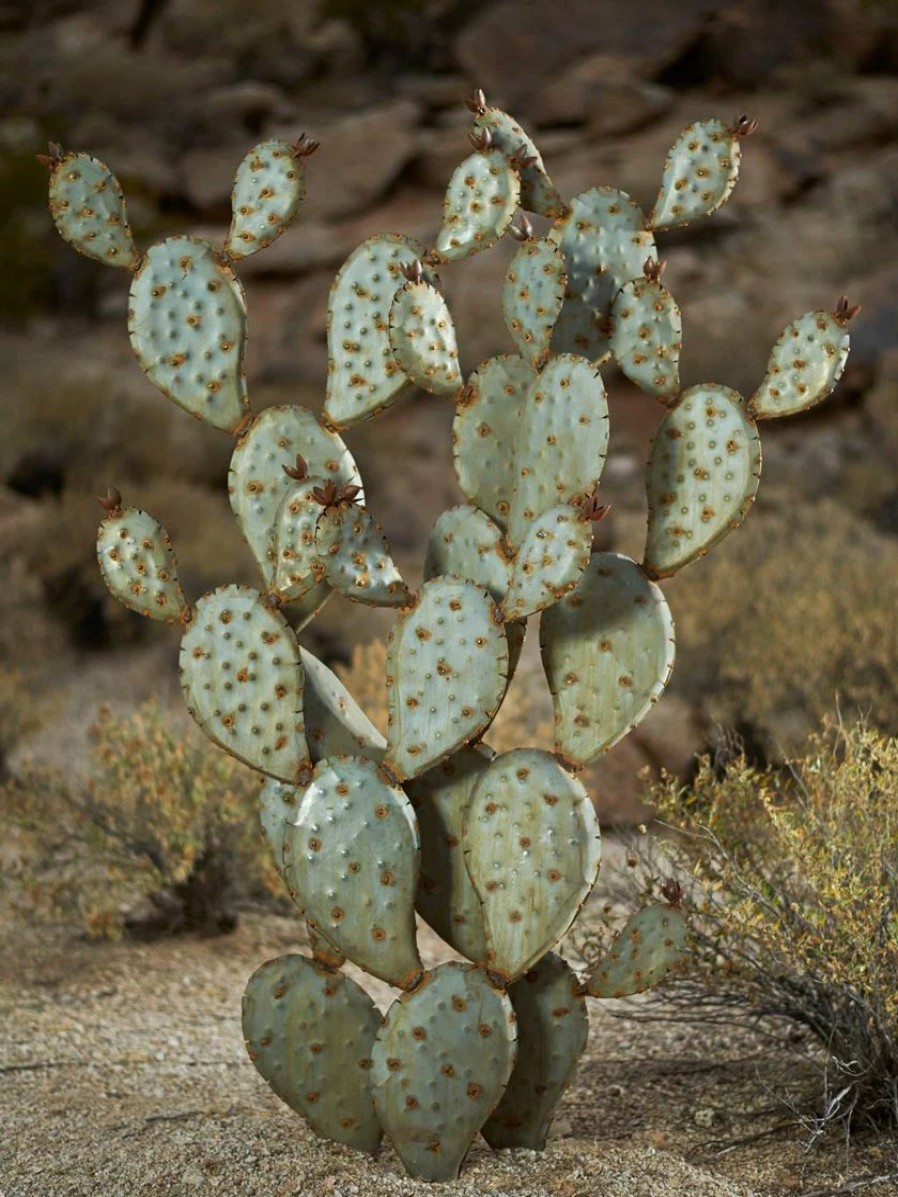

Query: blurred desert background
[3,2,898,1195]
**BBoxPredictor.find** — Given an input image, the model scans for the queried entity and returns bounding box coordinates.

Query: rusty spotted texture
[226,138,306,259]
[482,952,589,1149]
[388,279,461,396]
[281,755,423,988]
[228,405,360,588]
[269,475,325,601]
[435,147,520,263]
[128,236,249,432]
[503,237,566,369]
[610,275,682,401]
[547,187,654,363]
[324,234,431,428]
[384,578,509,781]
[49,152,137,269]
[424,504,511,606]
[540,552,675,768]
[463,748,601,981]
[644,383,762,578]
[179,584,308,782]
[474,107,564,218]
[371,962,517,1181]
[506,354,609,548]
[649,119,740,231]
[315,504,410,608]
[97,507,189,624]
[748,309,850,420]
[587,901,689,998]
[501,504,591,622]
[453,354,534,530]
[242,953,382,1151]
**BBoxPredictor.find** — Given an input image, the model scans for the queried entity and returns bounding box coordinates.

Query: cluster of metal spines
[45,83,859,1182]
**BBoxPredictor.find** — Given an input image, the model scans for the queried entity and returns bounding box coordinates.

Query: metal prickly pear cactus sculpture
[42,91,858,1181]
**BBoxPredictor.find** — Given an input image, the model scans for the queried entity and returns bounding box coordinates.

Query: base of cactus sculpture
[41,86,856,1181]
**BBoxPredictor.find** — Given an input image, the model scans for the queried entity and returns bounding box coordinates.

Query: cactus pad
[229,406,360,588]
[385,578,508,780]
[300,647,387,762]
[128,236,249,433]
[371,962,517,1181]
[48,152,137,269]
[503,238,566,369]
[748,309,851,420]
[242,954,383,1151]
[324,234,430,428]
[610,273,682,400]
[649,119,741,231]
[453,354,534,528]
[269,476,324,601]
[290,578,332,630]
[406,745,494,962]
[548,188,654,363]
[586,901,689,998]
[644,384,761,578]
[389,279,461,395]
[226,139,306,259]
[316,503,410,607]
[540,553,675,767]
[424,505,511,605]
[464,748,601,981]
[435,148,520,262]
[482,952,588,1149]
[507,354,609,546]
[501,505,592,622]
[282,755,422,987]
[179,584,308,781]
[97,507,189,623]
[474,108,564,218]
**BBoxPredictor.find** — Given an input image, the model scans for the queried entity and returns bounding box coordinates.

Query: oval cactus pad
[48,152,137,269]
[385,578,509,780]
[424,504,511,605]
[389,279,461,395]
[649,118,741,231]
[644,384,761,577]
[548,188,654,363]
[242,953,383,1152]
[269,475,324,601]
[315,502,410,607]
[540,553,675,767]
[748,309,850,420]
[406,745,494,963]
[610,272,682,400]
[229,406,360,588]
[97,507,188,623]
[371,962,517,1182]
[324,234,429,427]
[482,952,589,1150]
[503,238,566,369]
[179,584,307,781]
[453,354,534,528]
[226,139,307,259]
[464,748,602,981]
[587,900,689,998]
[282,755,421,987]
[128,236,248,432]
[501,505,592,622]
[475,107,564,218]
[507,354,609,546]
[435,148,520,262]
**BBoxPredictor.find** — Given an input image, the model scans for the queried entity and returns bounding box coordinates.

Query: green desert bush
[668,499,898,757]
[2,699,279,939]
[586,721,898,1136]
